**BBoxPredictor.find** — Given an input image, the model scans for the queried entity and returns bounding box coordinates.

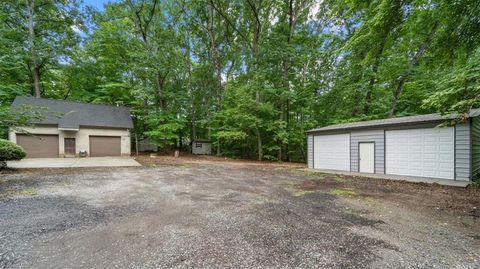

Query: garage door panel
[439,143,451,149]
[423,171,437,177]
[423,145,438,151]
[313,134,350,171]
[16,134,59,158]
[439,154,453,161]
[89,136,121,157]
[386,127,454,179]
[439,137,451,143]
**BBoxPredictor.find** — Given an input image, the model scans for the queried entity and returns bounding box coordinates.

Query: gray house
[10,96,133,158]
[307,110,480,183]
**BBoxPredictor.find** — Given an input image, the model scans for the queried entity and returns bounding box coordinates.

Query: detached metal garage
[307,110,480,183]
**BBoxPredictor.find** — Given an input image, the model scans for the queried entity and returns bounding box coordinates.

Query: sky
[82,0,112,11]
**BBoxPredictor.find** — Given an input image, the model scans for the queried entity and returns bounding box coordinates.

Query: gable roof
[12,96,133,129]
[307,109,480,134]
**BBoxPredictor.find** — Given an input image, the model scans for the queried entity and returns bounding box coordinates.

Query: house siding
[455,122,471,181]
[472,117,480,180]
[350,129,385,174]
[10,125,131,157]
[307,134,313,168]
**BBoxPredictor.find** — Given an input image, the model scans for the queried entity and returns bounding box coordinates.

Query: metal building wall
[350,129,385,174]
[455,122,471,181]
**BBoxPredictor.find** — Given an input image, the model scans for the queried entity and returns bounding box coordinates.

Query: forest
[1,0,479,161]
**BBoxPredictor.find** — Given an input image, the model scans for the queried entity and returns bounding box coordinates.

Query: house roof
[307,109,480,134]
[12,96,133,129]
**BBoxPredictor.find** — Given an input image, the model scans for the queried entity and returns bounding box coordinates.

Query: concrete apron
[305,168,470,187]
[7,157,141,169]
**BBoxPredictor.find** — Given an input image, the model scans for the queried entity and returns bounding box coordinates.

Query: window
[196,143,202,148]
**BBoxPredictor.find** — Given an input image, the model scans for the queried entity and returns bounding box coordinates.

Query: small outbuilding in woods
[307,110,480,184]
[191,139,212,155]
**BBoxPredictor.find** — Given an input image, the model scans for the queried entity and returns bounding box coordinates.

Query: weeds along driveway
[0,163,479,269]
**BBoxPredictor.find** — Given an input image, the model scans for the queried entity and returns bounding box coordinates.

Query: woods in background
[1,0,479,161]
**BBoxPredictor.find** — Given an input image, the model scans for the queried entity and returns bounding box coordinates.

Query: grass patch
[178,164,192,169]
[292,190,316,197]
[330,188,358,198]
[282,182,317,197]
[362,197,380,207]
[289,169,327,179]
[343,207,355,214]
[0,187,36,198]
[329,175,345,182]
[289,169,345,182]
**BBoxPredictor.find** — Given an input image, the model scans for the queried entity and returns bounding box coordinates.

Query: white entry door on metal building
[359,142,375,173]
[385,127,454,179]
[313,133,350,171]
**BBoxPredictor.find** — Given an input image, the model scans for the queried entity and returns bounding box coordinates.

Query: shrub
[0,139,26,168]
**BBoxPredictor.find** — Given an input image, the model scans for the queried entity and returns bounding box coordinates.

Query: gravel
[0,164,479,268]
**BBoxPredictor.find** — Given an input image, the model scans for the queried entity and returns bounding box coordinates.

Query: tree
[2,0,479,162]
[0,105,44,138]
[0,0,82,98]
[423,48,480,118]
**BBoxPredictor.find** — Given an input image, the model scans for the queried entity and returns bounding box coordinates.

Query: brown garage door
[89,136,121,157]
[16,134,59,158]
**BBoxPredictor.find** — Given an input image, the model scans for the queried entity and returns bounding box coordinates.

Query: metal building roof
[307,109,480,133]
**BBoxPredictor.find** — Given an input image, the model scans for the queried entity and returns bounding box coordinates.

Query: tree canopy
[1,0,479,161]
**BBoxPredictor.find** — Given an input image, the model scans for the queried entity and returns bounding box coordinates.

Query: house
[9,96,133,158]
[192,139,212,155]
[307,110,480,183]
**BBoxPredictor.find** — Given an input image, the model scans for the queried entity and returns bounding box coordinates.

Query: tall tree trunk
[255,88,263,161]
[32,66,41,98]
[207,1,224,155]
[184,31,196,140]
[249,0,263,161]
[26,0,41,98]
[278,0,295,162]
[128,0,164,110]
[156,73,166,110]
[364,55,381,115]
[255,127,263,161]
[389,22,438,117]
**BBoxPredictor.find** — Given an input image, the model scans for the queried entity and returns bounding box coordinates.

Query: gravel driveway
[0,162,479,268]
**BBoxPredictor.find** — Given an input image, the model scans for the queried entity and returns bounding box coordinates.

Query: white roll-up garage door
[313,133,350,171]
[386,127,454,179]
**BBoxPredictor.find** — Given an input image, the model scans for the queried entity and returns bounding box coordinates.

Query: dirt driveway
[1,156,479,268]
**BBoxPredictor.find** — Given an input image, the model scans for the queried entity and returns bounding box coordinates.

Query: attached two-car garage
[10,96,133,158]
[14,134,123,158]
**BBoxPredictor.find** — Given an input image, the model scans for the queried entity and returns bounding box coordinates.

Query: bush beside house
[0,139,26,168]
